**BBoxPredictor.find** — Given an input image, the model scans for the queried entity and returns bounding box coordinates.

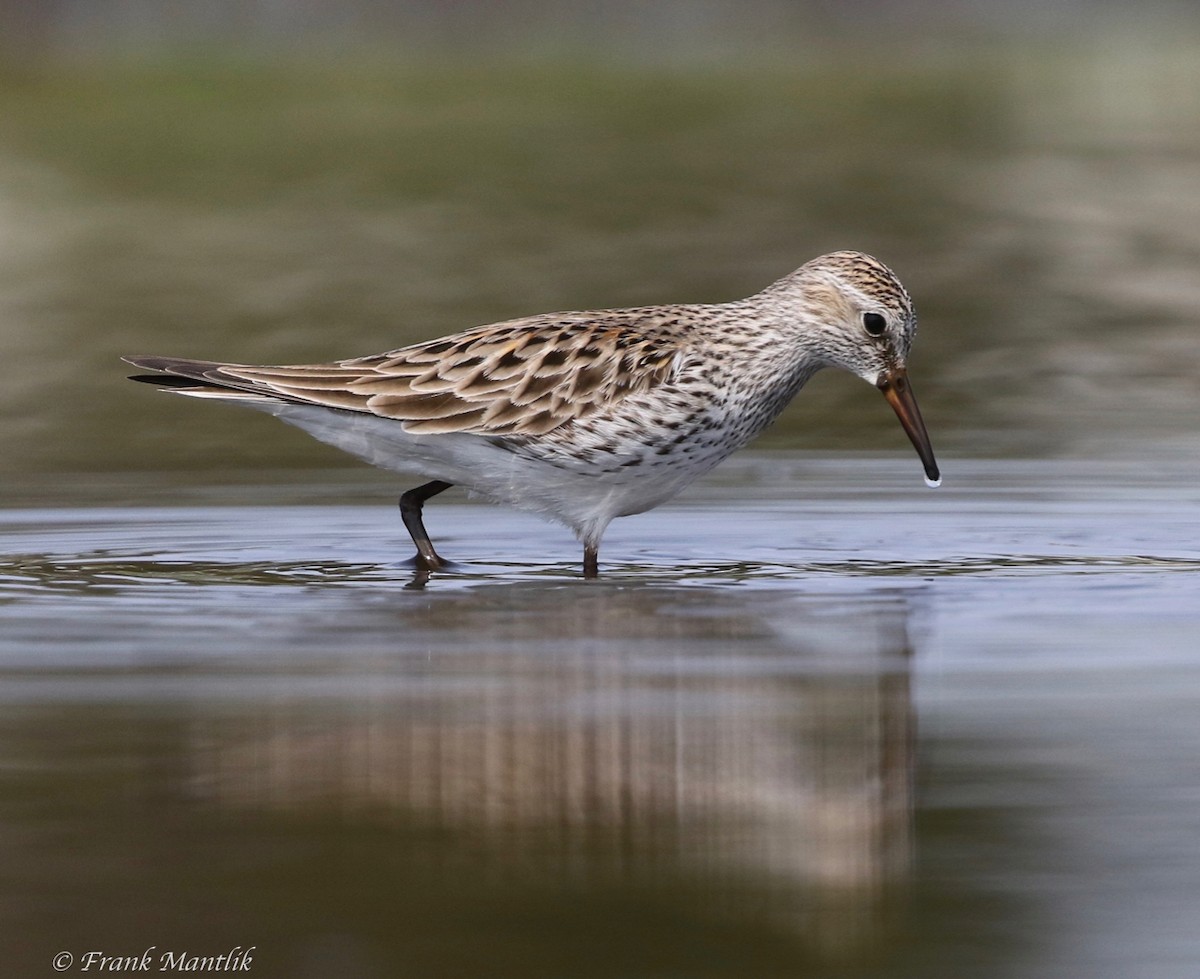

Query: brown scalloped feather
[133,311,684,437]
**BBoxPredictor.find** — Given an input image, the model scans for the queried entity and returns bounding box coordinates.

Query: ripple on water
[0,456,1196,675]
[3,459,1200,598]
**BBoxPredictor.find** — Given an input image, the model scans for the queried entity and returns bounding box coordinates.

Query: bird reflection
[190,585,915,959]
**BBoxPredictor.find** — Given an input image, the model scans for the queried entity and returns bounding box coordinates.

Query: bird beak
[877,367,940,484]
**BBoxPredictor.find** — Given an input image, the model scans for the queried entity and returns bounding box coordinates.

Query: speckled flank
[124,250,935,568]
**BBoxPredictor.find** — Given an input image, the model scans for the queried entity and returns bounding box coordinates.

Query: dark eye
[862,312,887,336]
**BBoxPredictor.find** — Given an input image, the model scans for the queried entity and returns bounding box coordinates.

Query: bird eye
[862,312,887,336]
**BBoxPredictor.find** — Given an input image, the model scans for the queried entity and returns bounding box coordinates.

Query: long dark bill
[877,368,940,484]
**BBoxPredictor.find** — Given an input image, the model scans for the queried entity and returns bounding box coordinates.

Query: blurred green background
[2,1,1199,481]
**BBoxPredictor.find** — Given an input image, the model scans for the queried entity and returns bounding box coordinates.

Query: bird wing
[125,309,685,436]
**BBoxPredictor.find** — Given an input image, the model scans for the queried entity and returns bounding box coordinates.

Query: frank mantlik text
[53,947,255,972]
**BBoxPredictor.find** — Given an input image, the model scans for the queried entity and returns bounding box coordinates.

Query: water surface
[3,456,1198,977]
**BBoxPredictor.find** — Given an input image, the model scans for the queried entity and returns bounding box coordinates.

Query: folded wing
[125,310,684,437]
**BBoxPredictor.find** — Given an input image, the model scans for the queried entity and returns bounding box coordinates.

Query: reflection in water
[181,586,916,958]
[5,468,1199,974]
[0,494,951,973]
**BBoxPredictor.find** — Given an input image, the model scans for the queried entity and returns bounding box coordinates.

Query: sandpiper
[125,251,939,577]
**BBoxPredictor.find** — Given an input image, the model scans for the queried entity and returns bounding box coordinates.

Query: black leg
[583,543,599,578]
[399,480,453,570]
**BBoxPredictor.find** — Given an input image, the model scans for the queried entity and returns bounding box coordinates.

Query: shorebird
[125,250,939,577]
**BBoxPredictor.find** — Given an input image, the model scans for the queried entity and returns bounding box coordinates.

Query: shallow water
[3,455,1199,977]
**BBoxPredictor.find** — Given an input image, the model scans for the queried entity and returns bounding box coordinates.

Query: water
[3,456,1199,977]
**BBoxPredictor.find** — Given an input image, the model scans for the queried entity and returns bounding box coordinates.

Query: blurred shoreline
[3,22,1200,476]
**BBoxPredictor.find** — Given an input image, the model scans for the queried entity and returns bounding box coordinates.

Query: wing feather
[125,308,685,436]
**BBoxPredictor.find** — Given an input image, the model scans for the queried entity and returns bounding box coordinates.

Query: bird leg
[583,543,599,579]
[399,480,453,570]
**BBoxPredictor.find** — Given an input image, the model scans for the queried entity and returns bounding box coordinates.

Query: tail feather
[123,355,300,402]
[127,372,216,389]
